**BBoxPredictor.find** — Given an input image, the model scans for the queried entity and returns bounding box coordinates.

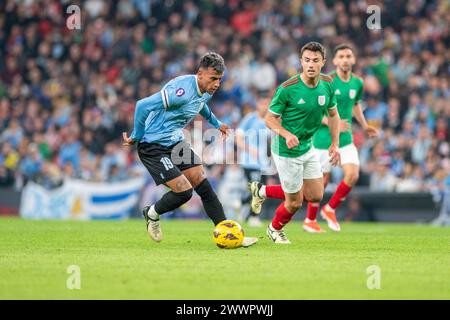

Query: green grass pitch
[1,217,449,299]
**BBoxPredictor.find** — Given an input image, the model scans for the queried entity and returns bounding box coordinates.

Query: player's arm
[327,107,340,147]
[353,102,379,138]
[327,107,341,166]
[123,93,163,145]
[199,104,229,138]
[326,85,341,166]
[266,86,299,149]
[265,113,299,149]
[352,78,378,138]
[321,113,350,132]
[123,80,189,145]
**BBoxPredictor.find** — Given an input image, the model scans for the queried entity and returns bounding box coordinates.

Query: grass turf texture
[1,217,449,299]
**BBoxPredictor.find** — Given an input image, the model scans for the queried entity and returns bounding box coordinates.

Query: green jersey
[269,74,337,158]
[313,71,363,149]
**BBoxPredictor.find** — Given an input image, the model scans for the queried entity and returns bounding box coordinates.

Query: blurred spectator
[1,141,19,170]
[0,0,447,202]
[34,160,63,190]
[100,143,127,181]
[1,119,24,148]
[19,143,42,181]
[396,163,423,192]
[370,160,398,192]
[59,133,82,174]
[411,125,432,164]
[107,164,128,183]
[0,164,14,187]
[363,96,388,129]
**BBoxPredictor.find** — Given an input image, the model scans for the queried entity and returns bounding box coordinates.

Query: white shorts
[272,148,323,194]
[317,143,360,173]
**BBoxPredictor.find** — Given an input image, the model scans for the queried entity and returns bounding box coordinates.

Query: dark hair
[333,43,355,56]
[300,42,326,59]
[198,52,225,73]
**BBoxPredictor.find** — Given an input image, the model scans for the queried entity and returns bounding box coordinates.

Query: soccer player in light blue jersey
[123,52,257,247]
[236,96,272,227]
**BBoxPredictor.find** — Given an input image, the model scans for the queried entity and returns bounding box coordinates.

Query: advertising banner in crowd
[20,178,145,220]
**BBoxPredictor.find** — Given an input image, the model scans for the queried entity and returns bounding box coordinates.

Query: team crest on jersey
[176,88,185,97]
[318,95,326,106]
[349,89,356,99]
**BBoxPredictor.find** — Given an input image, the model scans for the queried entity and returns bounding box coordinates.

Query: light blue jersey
[237,112,271,170]
[130,75,222,147]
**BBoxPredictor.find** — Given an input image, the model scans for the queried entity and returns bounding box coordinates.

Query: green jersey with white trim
[269,74,337,158]
[313,71,363,149]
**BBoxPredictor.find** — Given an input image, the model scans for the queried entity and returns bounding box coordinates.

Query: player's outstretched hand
[285,133,299,149]
[340,119,351,132]
[122,132,136,146]
[219,123,230,139]
[329,144,341,167]
[365,125,379,138]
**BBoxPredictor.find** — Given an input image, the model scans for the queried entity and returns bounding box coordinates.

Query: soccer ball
[213,220,244,249]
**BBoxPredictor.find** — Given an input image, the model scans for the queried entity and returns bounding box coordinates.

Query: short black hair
[333,43,355,56]
[198,52,225,73]
[300,42,326,59]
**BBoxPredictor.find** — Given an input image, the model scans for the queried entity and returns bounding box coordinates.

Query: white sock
[304,218,315,223]
[325,204,334,212]
[258,185,266,198]
[148,205,160,220]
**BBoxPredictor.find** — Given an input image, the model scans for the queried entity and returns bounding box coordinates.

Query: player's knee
[304,194,321,203]
[191,170,207,188]
[345,172,359,186]
[323,173,331,187]
[285,200,302,212]
[304,187,324,203]
[307,194,323,203]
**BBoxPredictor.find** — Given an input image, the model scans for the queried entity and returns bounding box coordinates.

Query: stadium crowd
[0,0,448,206]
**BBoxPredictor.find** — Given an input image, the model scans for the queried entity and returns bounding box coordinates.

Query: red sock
[306,202,320,220]
[265,185,311,202]
[328,180,352,209]
[265,185,285,199]
[271,202,295,230]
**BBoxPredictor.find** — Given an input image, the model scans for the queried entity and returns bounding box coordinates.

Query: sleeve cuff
[268,109,281,116]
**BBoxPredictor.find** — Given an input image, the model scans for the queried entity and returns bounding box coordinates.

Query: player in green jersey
[307,44,379,232]
[260,42,341,244]
[249,44,379,235]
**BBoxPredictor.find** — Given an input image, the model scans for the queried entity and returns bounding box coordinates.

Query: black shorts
[137,141,202,185]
